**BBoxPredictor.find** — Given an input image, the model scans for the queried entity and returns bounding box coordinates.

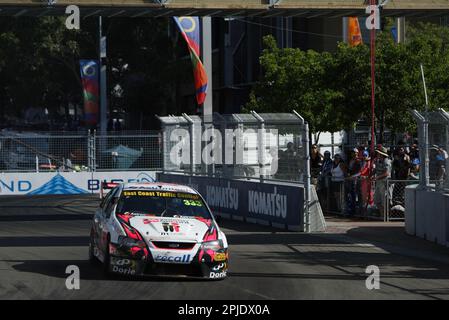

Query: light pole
[98,16,107,136]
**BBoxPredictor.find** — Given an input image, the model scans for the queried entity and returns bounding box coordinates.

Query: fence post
[182,113,195,175]
[303,122,311,232]
[87,130,97,173]
[411,110,428,190]
[293,110,310,233]
[385,179,389,222]
[87,130,91,172]
[93,130,97,172]
[251,111,265,183]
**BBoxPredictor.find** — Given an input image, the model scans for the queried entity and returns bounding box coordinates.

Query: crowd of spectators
[313,140,448,216]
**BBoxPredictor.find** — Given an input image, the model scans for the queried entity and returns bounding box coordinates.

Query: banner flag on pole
[173,16,208,106]
[348,17,363,47]
[79,59,99,125]
[391,26,398,43]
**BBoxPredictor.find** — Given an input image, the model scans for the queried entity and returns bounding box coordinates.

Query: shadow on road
[8,259,215,283]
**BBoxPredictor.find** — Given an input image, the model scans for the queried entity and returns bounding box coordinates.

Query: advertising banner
[80,59,99,125]
[0,171,156,196]
[158,173,304,231]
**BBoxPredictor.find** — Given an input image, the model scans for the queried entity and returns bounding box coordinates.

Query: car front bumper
[108,243,228,279]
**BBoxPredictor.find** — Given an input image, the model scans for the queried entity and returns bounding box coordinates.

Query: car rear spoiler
[100,182,121,199]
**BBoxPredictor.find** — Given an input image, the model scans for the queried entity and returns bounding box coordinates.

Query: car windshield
[116,190,212,219]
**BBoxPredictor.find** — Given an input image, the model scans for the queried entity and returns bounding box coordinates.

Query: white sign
[0,171,156,196]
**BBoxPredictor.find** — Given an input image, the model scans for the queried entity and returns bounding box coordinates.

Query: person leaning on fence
[317,151,333,210]
[319,151,333,186]
[345,148,362,215]
[373,146,392,216]
[359,150,374,209]
[310,144,323,184]
[409,157,420,180]
[430,145,447,191]
[392,146,411,207]
[331,154,347,213]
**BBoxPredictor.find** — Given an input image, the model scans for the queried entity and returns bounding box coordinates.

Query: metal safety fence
[0,130,162,172]
[157,111,309,184]
[411,109,449,193]
[317,176,425,221]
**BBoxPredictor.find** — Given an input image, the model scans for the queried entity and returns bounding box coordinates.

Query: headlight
[118,236,146,248]
[201,240,223,251]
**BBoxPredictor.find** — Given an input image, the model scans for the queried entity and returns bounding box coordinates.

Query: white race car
[89,182,228,279]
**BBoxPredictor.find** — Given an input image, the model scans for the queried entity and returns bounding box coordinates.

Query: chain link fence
[412,109,449,192]
[0,130,162,172]
[158,112,309,184]
[317,175,442,221]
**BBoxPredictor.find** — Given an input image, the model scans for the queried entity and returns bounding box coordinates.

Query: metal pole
[99,16,107,137]
[397,17,405,43]
[251,111,265,183]
[182,113,195,175]
[420,64,430,188]
[202,17,213,119]
[342,17,348,43]
[369,0,376,156]
[303,122,311,233]
[293,110,310,233]
[411,110,427,190]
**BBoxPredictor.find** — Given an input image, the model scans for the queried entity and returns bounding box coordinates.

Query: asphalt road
[0,195,449,300]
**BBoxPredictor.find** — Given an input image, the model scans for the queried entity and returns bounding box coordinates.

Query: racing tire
[88,229,99,265]
[103,236,116,279]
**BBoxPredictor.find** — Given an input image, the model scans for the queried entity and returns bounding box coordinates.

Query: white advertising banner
[0,171,156,196]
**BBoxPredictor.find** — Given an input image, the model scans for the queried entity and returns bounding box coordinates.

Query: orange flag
[348,17,363,46]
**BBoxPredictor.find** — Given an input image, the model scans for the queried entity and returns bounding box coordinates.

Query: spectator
[318,151,333,210]
[430,145,447,191]
[331,154,347,213]
[359,150,374,209]
[392,146,411,206]
[320,151,333,180]
[346,148,362,215]
[310,144,323,184]
[373,146,392,216]
[409,140,419,161]
[409,158,420,181]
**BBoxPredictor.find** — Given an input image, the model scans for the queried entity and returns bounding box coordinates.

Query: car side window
[100,190,114,209]
[104,187,120,218]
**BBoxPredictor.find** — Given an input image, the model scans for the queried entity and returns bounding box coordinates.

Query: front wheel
[88,229,99,265]
[103,237,118,279]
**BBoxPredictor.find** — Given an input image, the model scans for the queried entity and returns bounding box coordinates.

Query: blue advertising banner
[0,171,156,196]
[157,173,304,231]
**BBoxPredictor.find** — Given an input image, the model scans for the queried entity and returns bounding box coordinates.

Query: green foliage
[247,21,449,137]
[0,17,189,129]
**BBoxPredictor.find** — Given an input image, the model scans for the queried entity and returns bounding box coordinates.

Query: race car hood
[128,216,213,243]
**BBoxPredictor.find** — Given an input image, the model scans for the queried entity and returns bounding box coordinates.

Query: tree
[0,16,191,130]
[246,35,346,134]
[247,21,449,141]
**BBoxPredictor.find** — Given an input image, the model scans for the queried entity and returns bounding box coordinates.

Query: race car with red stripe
[89,182,228,279]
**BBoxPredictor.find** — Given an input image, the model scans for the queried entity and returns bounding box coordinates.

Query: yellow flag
[348,17,363,46]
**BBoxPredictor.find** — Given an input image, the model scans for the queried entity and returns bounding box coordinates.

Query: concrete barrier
[405,185,449,247]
